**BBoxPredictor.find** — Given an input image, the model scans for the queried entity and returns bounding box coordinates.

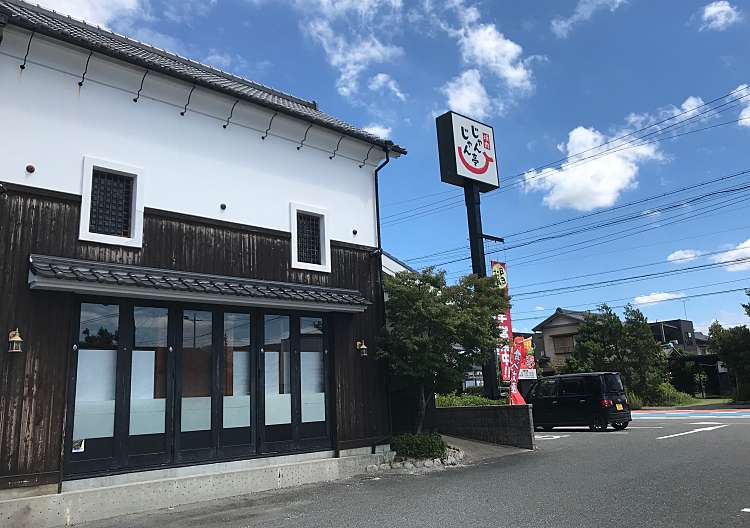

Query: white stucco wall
[0,27,385,249]
[538,317,584,369]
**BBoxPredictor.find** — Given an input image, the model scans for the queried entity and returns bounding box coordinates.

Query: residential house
[0,0,405,495]
[532,309,588,373]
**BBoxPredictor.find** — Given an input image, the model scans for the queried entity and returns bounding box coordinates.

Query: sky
[37,0,750,333]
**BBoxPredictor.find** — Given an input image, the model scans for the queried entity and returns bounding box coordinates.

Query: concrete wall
[1,27,383,249]
[432,405,535,450]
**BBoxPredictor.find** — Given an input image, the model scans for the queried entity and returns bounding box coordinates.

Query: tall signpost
[436,111,501,399]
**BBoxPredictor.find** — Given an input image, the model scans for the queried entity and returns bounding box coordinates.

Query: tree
[564,304,666,401]
[709,320,750,401]
[379,268,506,433]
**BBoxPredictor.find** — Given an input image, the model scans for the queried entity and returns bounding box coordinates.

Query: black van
[526,372,631,431]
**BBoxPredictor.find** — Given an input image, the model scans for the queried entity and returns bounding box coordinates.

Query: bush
[435,393,502,408]
[391,433,447,460]
[462,386,485,396]
[645,383,697,406]
[626,391,643,410]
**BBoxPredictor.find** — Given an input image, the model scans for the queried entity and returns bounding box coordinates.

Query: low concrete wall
[432,405,535,450]
[0,452,384,528]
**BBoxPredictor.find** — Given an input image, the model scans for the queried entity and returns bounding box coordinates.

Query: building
[649,319,702,354]
[532,309,588,372]
[0,1,406,494]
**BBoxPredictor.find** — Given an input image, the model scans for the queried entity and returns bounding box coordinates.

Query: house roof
[532,308,588,332]
[0,0,406,155]
[28,254,371,312]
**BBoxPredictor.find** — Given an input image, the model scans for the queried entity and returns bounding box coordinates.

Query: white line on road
[742,508,750,513]
[656,425,729,440]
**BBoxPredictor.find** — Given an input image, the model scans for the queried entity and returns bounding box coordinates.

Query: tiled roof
[0,0,406,155]
[29,254,371,309]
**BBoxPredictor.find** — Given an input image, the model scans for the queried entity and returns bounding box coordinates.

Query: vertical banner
[519,337,538,380]
[491,261,513,383]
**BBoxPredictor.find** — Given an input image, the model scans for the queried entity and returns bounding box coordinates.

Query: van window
[559,378,585,396]
[536,379,557,398]
[604,374,624,393]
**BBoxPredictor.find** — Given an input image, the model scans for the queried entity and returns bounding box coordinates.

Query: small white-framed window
[290,202,330,273]
[79,156,144,248]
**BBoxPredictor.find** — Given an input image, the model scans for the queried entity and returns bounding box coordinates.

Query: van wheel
[589,418,607,432]
[612,421,629,431]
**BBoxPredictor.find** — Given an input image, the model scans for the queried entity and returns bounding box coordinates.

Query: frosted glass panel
[74,349,117,440]
[182,310,212,433]
[223,313,252,429]
[264,315,291,426]
[131,307,168,437]
[300,317,326,423]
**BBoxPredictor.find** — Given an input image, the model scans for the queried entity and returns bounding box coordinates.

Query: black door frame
[64,297,333,479]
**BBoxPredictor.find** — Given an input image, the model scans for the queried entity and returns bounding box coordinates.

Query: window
[536,378,557,398]
[559,378,584,396]
[604,374,624,393]
[290,203,331,272]
[552,335,575,355]
[297,212,321,265]
[79,156,144,248]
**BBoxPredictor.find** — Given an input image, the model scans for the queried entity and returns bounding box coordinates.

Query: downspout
[0,14,7,46]
[373,147,391,441]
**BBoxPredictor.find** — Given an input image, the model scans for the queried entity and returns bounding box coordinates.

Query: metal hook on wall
[261,112,278,140]
[329,136,345,160]
[297,124,313,150]
[180,84,196,116]
[222,100,239,129]
[359,145,376,168]
[132,69,149,102]
[19,30,35,70]
[77,50,94,87]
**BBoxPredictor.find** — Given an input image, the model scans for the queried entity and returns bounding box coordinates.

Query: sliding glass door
[67,300,330,477]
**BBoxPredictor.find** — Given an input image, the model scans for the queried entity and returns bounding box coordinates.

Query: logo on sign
[457,125,495,175]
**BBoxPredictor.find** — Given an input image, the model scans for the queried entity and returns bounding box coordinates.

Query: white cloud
[710,239,750,271]
[535,306,545,311]
[368,73,406,101]
[634,292,687,305]
[441,69,492,120]
[36,0,142,27]
[457,22,533,92]
[363,124,392,139]
[695,310,750,333]
[523,125,661,211]
[164,0,217,23]
[202,50,249,72]
[700,1,743,31]
[305,19,403,97]
[737,84,750,126]
[667,249,704,263]
[292,0,402,21]
[551,0,626,38]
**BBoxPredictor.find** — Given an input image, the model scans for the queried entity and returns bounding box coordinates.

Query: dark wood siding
[0,184,389,488]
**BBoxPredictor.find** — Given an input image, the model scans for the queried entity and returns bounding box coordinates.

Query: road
[81,409,750,528]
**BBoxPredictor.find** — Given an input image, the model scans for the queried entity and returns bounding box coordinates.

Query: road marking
[656,425,729,440]
[535,434,569,440]
[742,508,750,513]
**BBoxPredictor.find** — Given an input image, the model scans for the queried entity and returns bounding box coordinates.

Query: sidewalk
[441,435,531,464]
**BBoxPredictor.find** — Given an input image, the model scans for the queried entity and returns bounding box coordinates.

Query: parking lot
[80,407,750,528]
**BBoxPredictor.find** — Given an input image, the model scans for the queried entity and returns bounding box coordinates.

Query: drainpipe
[0,14,7,45]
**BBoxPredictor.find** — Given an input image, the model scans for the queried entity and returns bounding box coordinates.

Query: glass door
[176,309,216,461]
[262,314,293,450]
[126,305,173,466]
[221,311,255,456]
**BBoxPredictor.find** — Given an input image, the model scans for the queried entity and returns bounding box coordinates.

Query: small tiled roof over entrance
[28,254,370,312]
[0,0,406,155]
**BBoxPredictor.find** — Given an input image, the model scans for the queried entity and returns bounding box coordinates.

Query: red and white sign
[436,112,499,193]
[491,261,512,383]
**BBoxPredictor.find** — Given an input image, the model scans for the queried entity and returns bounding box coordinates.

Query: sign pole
[463,181,500,400]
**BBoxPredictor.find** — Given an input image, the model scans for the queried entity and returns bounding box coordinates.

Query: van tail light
[599,399,613,408]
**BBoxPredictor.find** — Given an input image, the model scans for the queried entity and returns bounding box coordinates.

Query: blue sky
[43,0,750,332]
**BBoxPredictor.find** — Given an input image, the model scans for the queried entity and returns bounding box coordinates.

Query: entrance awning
[28,254,371,313]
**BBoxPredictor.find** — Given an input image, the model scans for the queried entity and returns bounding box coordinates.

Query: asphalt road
[81,409,750,528]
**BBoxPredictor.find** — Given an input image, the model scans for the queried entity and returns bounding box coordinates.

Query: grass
[435,393,502,407]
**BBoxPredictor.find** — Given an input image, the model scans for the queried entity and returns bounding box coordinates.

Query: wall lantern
[356,340,368,358]
[8,328,24,353]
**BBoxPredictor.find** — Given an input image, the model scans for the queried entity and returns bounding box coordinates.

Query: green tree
[379,268,506,433]
[709,319,750,401]
[564,304,666,400]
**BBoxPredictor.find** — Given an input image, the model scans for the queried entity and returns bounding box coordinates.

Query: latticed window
[297,211,322,265]
[89,170,133,238]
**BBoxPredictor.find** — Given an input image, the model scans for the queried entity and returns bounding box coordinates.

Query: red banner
[491,262,513,383]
